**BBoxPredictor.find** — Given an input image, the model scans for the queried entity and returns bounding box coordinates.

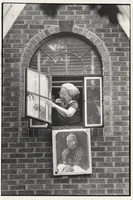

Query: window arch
[29,33,102,76]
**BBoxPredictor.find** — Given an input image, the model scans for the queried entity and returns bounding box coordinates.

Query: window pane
[42,36,90,58]
[50,54,83,75]
[67,54,83,74]
[86,79,100,101]
[66,37,89,58]
[50,54,66,74]
[42,38,66,57]
[27,94,39,118]
[27,69,39,94]
[40,97,52,123]
[82,50,102,74]
[26,68,52,124]
[86,102,101,125]
[40,74,48,97]
[35,35,102,76]
[84,77,102,127]
[40,53,51,73]
[40,97,47,121]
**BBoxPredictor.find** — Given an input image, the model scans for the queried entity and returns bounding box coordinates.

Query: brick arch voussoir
[21,25,111,78]
[21,24,110,72]
[21,25,60,66]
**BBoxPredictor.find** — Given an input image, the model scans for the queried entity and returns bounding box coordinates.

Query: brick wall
[2,4,130,195]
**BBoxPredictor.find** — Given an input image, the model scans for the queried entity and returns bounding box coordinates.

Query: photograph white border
[52,128,92,176]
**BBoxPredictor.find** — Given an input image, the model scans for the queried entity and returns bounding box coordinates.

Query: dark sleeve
[69,101,78,110]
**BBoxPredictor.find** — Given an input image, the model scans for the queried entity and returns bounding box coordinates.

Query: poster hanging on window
[52,129,92,176]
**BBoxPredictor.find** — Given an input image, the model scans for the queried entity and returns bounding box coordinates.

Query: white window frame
[84,77,103,127]
[30,119,48,128]
[26,68,52,124]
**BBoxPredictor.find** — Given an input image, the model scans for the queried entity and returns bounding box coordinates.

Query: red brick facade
[2,4,130,195]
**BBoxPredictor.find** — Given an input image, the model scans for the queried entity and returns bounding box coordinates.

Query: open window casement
[26,68,52,124]
[84,77,103,127]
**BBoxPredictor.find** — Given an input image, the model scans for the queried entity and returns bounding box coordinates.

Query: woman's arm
[48,101,76,118]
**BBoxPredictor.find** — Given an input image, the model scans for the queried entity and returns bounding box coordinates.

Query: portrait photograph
[52,129,92,176]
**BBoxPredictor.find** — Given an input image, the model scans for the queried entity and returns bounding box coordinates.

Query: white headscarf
[61,83,80,98]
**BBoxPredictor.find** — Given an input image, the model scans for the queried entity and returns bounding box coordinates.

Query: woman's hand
[46,100,56,108]
[55,98,62,104]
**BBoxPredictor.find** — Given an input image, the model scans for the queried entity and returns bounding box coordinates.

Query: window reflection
[87,102,101,124]
[85,77,102,126]
[48,39,66,52]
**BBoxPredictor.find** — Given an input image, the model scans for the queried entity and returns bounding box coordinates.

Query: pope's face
[67,136,77,149]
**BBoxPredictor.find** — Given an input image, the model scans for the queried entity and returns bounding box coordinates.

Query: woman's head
[59,83,80,104]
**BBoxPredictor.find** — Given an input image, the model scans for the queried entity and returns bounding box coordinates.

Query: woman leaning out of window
[48,83,81,126]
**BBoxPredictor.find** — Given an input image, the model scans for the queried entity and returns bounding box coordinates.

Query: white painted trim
[118,5,130,19]
[117,5,130,38]
[84,77,87,126]
[3,4,12,17]
[3,4,25,38]
[30,119,48,128]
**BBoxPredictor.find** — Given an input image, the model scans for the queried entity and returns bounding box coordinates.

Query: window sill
[51,125,83,130]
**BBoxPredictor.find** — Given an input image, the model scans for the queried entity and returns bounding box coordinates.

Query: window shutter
[84,77,103,127]
[26,68,52,124]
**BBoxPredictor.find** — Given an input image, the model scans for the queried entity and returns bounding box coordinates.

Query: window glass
[27,70,39,94]
[27,94,39,118]
[40,97,48,121]
[30,34,102,76]
[42,38,66,57]
[84,77,102,127]
[81,50,101,74]
[40,74,48,97]
[86,79,100,101]
[50,54,83,75]
[50,54,67,75]
[86,102,101,124]
[40,54,51,74]
[26,68,52,124]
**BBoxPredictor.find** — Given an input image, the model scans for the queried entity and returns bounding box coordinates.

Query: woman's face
[59,87,71,103]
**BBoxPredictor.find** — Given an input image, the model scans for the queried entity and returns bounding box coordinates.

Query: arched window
[26,33,103,128]
[30,34,102,75]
